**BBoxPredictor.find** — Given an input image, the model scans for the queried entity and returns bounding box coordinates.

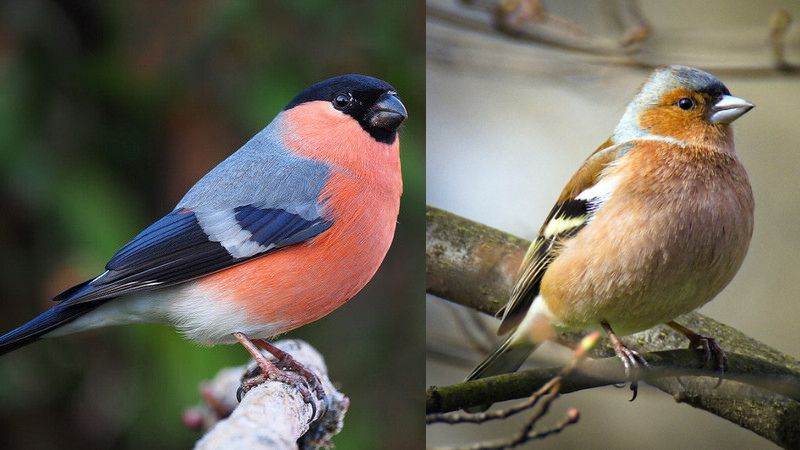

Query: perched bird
[467,65,754,404]
[0,74,407,396]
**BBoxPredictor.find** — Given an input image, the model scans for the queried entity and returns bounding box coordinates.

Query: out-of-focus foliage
[0,1,424,449]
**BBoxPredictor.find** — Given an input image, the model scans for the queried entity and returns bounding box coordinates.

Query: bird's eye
[332,93,352,110]
[677,97,695,110]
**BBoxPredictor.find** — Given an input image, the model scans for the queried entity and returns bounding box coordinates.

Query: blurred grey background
[427,0,800,448]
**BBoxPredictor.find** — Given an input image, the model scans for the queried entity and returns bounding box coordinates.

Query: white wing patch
[576,175,620,204]
[195,210,274,259]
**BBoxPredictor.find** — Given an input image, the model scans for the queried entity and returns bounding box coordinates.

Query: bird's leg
[668,321,728,386]
[254,339,325,401]
[601,321,649,401]
[232,332,312,403]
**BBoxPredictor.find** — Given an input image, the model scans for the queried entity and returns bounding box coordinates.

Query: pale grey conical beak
[709,95,754,124]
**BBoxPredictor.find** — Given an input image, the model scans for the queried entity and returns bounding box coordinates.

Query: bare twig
[428,0,800,75]
[428,333,599,450]
[614,0,650,47]
[426,206,800,448]
[430,0,635,55]
[185,340,349,450]
[428,349,800,413]
[768,9,795,71]
[427,375,561,426]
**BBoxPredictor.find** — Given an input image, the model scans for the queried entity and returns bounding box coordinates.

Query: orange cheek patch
[640,107,703,141]
[637,88,724,144]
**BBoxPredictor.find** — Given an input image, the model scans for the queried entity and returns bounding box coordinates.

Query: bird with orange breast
[467,65,754,405]
[0,74,407,398]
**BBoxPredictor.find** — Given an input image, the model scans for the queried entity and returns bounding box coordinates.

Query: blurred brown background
[427,0,800,448]
[0,1,424,449]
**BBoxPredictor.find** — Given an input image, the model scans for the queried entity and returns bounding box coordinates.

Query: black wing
[54,205,332,305]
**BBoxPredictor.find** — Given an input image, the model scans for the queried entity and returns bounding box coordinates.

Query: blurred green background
[0,1,424,449]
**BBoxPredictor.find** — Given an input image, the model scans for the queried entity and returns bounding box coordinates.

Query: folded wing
[54,204,332,305]
[497,141,632,335]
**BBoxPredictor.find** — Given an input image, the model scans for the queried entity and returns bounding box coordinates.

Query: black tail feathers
[0,302,101,356]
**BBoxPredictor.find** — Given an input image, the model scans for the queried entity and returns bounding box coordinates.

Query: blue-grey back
[177,114,330,220]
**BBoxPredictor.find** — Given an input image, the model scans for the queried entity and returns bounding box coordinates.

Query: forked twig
[768,9,795,71]
[427,333,599,449]
[426,206,800,448]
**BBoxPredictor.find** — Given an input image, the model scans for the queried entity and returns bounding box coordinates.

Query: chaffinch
[467,65,754,404]
[0,74,407,397]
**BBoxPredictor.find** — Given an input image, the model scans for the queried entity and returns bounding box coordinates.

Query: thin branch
[426,206,800,449]
[429,0,638,55]
[427,0,800,75]
[428,349,800,413]
[769,9,795,71]
[185,340,349,450]
[614,0,651,47]
[427,376,561,425]
[428,333,599,450]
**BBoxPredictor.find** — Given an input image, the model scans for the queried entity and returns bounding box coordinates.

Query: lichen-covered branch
[185,340,349,450]
[426,206,800,448]
[427,349,800,412]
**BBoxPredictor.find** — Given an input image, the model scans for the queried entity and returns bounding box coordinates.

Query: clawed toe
[255,339,326,401]
[237,370,265,402]
[237,365,316,406]
[668,322,727,386]
[233,334,326,408]
[273,353,325,401]
[601,321,649,401]
[688,334,727,386]
[616,345,649,401]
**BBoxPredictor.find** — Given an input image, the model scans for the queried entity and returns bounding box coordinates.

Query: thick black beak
[368,92,407,131]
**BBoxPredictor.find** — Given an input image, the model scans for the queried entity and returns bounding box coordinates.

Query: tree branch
[185,340,349,450]
[426,206,800,448]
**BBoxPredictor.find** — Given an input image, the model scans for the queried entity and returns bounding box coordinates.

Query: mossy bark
[427,206,800,448]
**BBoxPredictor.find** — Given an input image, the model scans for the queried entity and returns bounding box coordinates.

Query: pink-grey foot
[255,339,325,401]
[602,321,649,401]
[233,333,316,405]
[668,321,728,387]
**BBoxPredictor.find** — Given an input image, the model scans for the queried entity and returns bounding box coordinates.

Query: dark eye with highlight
[677,97,695,110]
[332,93,352,110]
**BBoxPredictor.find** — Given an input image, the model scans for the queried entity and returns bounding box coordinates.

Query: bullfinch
[467,65,754,405]
[0,74,407,396]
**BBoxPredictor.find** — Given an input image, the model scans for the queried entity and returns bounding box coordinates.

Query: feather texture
[53,206,331,305]
[497,141,630,334]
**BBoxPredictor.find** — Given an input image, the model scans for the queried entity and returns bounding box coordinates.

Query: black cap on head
[285,74,407,144]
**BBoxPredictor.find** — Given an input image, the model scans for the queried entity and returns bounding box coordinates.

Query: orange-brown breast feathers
[539,139,753,334]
